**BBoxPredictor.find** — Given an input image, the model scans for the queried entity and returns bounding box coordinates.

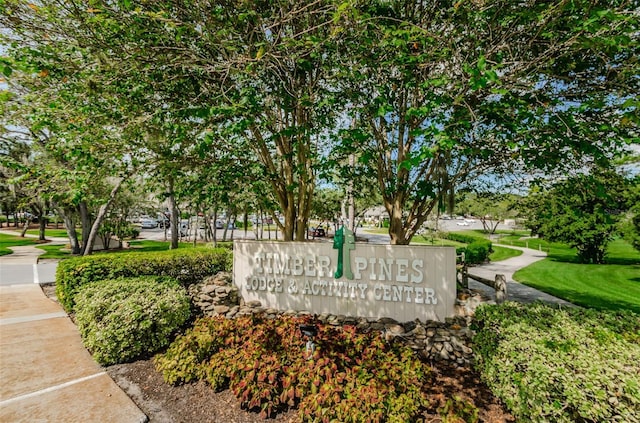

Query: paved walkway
[0,237,147,422]
[467,244,574,306]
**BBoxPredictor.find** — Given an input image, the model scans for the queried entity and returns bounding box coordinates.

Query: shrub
[447,232,492,264]
[464,241,490,264]
[55,247,231,312]
[74,276,191,365]
[472,302,640,423]
[155,315,429,421]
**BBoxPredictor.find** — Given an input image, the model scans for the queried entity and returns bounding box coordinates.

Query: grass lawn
[0,233,39,256]
[489,245,523,262]
[2,228,73,239]
[26,228,70,238]
[36,244,72,259]
[514,239,640,313]
[410,235,463,247]
[361,227,389,235]
[36,239,218,259]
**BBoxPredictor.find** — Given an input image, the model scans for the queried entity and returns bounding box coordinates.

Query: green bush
[445,232,483,244]
[55,247,231,312]
[74,276,191,365]
[472,302,640,423]
[447,232,492,264]
[155,315,429,421]
[464,241,490,263]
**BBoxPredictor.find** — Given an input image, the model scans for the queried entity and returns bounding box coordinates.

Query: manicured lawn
[35,239,229,260]
[0,233,39,256]
[489,245,523,262]
[26,228,70,238]
[2,228,73,239]
[514,239,640,313]
[362,227,389,235]
[410,235,463,247]
[36,244,72,259]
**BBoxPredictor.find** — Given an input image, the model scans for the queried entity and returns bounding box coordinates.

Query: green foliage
[473,303,640,422]
[439,395,479,423]
[619,178,640,252]
[55,247,232,312]
[155,315,429,421]
[524,168,633,263]
[445,232,492,264]
[74,276,191,365]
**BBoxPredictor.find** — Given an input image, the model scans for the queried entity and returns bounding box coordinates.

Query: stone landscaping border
[189,272,494,368]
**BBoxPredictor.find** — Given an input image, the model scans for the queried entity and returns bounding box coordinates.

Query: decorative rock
[214,305,230,314]
[202,285,217,294]
[386,324,405,335]
[186,271,486,368]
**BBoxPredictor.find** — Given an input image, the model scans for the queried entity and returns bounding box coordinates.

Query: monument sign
[233,234,456,322]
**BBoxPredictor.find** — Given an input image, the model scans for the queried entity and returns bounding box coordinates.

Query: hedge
[472,302,640,422]
[56,247,232,312]
[445,232,492,264]
[75,276,191,365]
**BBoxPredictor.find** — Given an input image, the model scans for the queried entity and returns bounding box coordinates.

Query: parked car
[456,221,469,226]
[311,227,326,237]
[139,217,158,229]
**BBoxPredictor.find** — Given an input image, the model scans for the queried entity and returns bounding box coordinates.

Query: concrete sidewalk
[0,284,147,422]
[467,244,574,307]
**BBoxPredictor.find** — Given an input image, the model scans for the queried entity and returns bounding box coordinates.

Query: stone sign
[233,238,457,322]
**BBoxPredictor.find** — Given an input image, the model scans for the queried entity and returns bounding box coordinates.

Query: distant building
[363,206,388,226]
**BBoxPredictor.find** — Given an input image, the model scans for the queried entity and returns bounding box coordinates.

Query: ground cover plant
[0,232,39,255]
[55,247,231,312]
[473,302,640,423]
[75,276,191,365]
[155,315,430,422]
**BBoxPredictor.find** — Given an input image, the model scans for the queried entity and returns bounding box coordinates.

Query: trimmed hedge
[55,247,232,312]
[472,302,640,422]
[75,276,191,365]
[445,232,492,264]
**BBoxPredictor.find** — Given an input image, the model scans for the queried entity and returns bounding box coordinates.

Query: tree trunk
[79,202,91,255]
[57,207,81,254]
[20,218,31,237]
[212,210,218,246]
[83,178,126,256]
[243,209,248,238]
[167,183,179,249]
[38,217,46,241]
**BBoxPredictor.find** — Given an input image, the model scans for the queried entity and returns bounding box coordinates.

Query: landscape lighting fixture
[299,324,318,360]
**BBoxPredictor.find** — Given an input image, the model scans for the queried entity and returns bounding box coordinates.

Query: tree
[456,191,520,234]
[619,176,640,252]
[0,0,345,242]
[2,0,637,248]
[524,168,632,263]
[335,0,639,244]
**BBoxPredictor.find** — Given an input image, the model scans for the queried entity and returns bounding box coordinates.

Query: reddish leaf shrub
[155,314,429,421]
